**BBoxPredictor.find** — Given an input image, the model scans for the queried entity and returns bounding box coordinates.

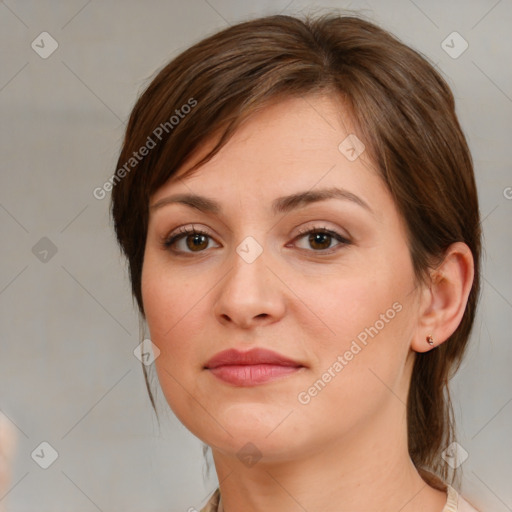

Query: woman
[111,13,481,511]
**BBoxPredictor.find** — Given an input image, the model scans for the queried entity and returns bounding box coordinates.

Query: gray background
[0,1,511,511]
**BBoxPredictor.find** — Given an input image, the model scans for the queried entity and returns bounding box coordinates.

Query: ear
[411,242,475,353]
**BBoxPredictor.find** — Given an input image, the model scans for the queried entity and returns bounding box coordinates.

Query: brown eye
[185,233,209,251]
[164,227,219,253]
[307,232,333,250]
[294,227,351,253]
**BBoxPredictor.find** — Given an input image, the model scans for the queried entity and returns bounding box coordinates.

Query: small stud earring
[426,335,434,346]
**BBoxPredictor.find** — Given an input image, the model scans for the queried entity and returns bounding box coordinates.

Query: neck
[210,404,447,512]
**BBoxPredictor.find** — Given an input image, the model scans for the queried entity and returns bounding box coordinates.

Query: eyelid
[293,223,351,242]
[290,225,351,254]
[162,224,216,247]
[162,222,352,255]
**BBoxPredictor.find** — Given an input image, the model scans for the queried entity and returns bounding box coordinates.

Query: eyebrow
[150,187,374,215]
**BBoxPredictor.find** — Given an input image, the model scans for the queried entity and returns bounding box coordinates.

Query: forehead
[150,94,386,214]
[180,94,357,168]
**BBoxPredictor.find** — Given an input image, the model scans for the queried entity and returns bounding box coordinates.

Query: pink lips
[205,348,304,387]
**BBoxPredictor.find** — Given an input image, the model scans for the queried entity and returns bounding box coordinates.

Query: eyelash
[162,224,351,255]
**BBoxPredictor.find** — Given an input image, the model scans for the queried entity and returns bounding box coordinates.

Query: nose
[212,239,286,330]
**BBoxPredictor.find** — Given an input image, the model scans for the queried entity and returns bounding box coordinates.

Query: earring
[426,335,434,346]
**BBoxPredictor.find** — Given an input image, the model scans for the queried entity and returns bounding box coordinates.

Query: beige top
[200,484,481,511]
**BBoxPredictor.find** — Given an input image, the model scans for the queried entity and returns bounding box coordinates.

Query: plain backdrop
[0,1,511,511]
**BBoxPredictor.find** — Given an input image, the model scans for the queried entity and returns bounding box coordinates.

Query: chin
[192,404,311,459]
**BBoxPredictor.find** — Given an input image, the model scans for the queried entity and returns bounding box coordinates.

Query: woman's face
[141,94,423,462]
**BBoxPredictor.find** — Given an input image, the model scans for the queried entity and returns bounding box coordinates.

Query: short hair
[111,13,481,489]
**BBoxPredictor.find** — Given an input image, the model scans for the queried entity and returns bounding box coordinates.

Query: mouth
[204,348,305,387]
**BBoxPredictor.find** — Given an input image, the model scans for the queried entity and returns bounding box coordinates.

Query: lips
[205,348,301,369]
[205,348,304,387]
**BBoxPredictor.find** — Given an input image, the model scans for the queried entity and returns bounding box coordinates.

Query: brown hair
[110,12,481,489]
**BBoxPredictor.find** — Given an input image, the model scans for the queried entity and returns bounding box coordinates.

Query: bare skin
[141,94,474,511]
[0,413,17,512]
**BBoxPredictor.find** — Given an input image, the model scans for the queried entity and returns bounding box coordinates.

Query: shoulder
[459,494,481,512]
[445,485,481,512]
[200,485,482,512]
[199,488,221,512]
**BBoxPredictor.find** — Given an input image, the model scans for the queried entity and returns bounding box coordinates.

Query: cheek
[141,255,216,384]
[293,303,413,440]
[143,279,199,350]
[141,262,212,433]
[297,251,416,404]
[141,257,191,362]
[304,256,412,354]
